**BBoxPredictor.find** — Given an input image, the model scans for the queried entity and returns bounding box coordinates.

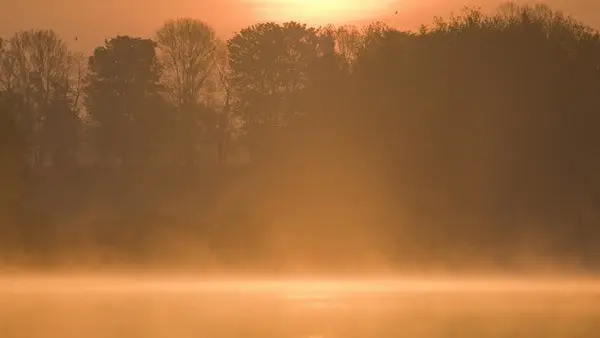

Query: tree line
[1,2,600,272]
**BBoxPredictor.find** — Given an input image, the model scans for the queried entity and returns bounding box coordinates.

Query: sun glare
[245,0,398,24]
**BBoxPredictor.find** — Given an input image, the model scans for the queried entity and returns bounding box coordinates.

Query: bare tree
[8,30,70,108]
[319,24,365,71]
[66,52,86,112]
[0,38,18,94]
[155,18,225,109]
[3,29,81,167]
[155,18,227,166]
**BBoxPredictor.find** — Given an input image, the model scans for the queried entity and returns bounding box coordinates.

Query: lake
[1,276,599,338]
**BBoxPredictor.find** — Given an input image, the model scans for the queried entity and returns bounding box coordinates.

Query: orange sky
[0,0,599,53]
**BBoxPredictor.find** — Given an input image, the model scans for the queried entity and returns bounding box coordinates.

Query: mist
[4,3,600,338]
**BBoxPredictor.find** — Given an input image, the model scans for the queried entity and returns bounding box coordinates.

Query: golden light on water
[3,276,600,338]
[2,276,600,296]
[243,0,398,24]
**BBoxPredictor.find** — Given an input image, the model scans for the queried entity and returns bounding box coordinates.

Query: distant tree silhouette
[155,19,227,166]
[346,3,600,261]
[0,29,81,168]
[318,24,365,72]
[0,89,27,253]
[213,58,234,168]
[85,36,166,167]
[227,22,335,164]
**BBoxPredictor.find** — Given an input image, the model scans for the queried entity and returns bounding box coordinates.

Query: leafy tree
[85,36,166,166]
[345,2,600,259]
[227,21,335,162]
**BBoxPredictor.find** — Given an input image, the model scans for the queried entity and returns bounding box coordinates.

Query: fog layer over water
[2,275,600,294]
[1,276,600,338]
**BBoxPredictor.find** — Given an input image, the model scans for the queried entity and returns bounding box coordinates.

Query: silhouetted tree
[345,3,600,261]
[0,90,27,252]
[0,29,81,168]
[213,59,235,167]
[227,22,335,163]
[85,36,165,167]
[155,19,227,165]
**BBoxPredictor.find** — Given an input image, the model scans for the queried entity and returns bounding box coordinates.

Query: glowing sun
[245,0,397,24]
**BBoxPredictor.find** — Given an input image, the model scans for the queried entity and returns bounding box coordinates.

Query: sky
[1,0,599,53]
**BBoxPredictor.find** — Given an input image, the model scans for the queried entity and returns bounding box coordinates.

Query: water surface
[1,276,599,338]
